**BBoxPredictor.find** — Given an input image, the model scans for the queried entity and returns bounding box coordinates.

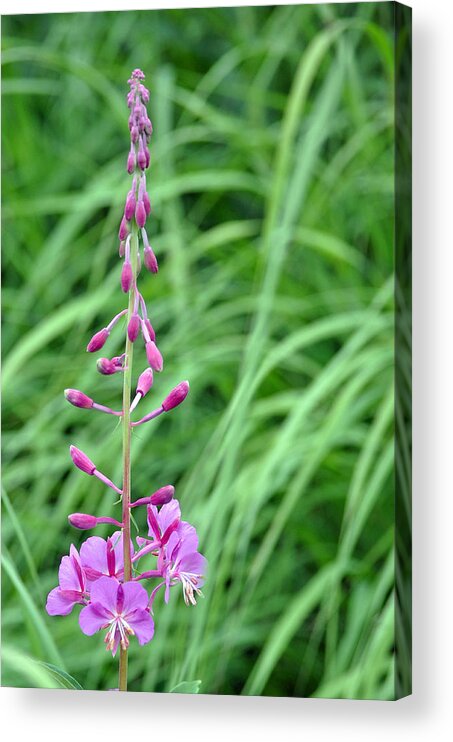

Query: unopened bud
[124,191,136,221]
[70,445,96,475]
[144,245,158,273]
[146,341,163,372]
[128,314,140,342]
[135,200,146,228]
[68,513,97,529]
[87,327,109,353]
[136,367,154,397]
[97,357,121,375]
[143,191,151,215]
[145,318,155,342]
[118,216,129,241]
[162,381,189,412]
[64,389,93,409]
[121,261,133,293]
[150,485,175,506]
[127,149,136,174]
[137,149,147,170]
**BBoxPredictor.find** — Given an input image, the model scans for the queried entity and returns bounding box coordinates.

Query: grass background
[2,1,397,698]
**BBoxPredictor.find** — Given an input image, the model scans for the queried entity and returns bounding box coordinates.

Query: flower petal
[79,603,111,636]
[80,536,108,577]
[157,499,181,535]
[57,553,81,593]
[121,580,149,616]
[127,608,155,645]
[46,587,78,616]
[89,575,120,612]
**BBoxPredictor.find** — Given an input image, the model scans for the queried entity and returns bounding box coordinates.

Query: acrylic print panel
[1,1,412,699]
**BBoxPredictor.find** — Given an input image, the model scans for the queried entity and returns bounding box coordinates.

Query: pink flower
[46,545,87,616]
[162,523,207,605]
[79,577,154,655]
[80,532,132,583]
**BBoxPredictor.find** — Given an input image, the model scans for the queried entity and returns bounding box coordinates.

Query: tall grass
[2,2,396,698]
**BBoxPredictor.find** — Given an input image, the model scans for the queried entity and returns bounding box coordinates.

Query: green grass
[2,2,397,698]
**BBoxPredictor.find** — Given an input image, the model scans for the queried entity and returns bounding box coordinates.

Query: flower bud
[144,245,158,273]
[127,149,136,174]
[143,191,151,215]
[128,313,140,342]
[70,445,96,475]
[87,328,109,353]
[162,381,189,412]
[136,367,154,397]
[118,216,129,241]
[150,485,174,506]
[144,147,150,169]
[145,318,155,342]
[137,149,147,171]
[64,389,93,409]
[131,126,139,143]
[124,191,136,221]
[135,200,146,228]
[97,358,119,375]
[68,513,97,530]
[146,341,163,372]
[121,261,133,293]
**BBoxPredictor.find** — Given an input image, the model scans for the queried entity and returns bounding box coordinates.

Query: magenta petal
[157,499,181,535]
[120,581,149,617]
[80,536,109,577]
[58,551,81,592]
[180,552,207,584]
[128,609,154,645]
[46,587,78,616]
[89,575,120,612]
[79,603,111,636]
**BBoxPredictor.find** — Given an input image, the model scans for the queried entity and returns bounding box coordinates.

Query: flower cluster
[46,69,206,668]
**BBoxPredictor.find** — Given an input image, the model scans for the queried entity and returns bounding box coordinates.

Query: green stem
[118,225,138,692]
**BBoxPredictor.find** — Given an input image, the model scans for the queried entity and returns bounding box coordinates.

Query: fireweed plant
[45,69,207,692]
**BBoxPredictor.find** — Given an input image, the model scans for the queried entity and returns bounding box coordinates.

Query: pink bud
[127,150,136,174]
[128,313,140,342]
[87,328,109,353]
[68,513,97,529]
[97,358,119,375]
[137,149,147,170]
[135,200,146,228]
[121,262,133,293]
[136,367,154,397]
[146,341,163,372]
[144,245,158,273]
[118,216,129,241]
[145,318,155,342]
[124,191,136,221]
[70,445,96,475]
[131,126,139,143]
[143,191,151,215]
[162,381,190,411]
[64,389,93,409]
[150,485,175,506]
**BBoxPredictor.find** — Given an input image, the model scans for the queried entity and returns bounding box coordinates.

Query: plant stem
[118,225,139,692]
